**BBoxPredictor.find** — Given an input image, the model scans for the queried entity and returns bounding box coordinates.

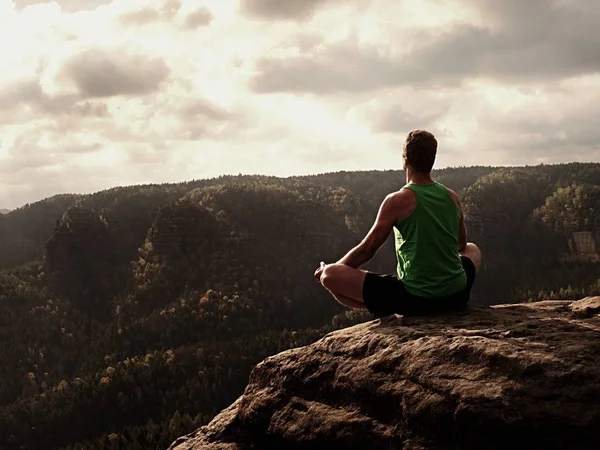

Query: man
[314,130,481,317]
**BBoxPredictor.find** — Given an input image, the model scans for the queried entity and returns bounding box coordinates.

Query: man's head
[402,129,437,173]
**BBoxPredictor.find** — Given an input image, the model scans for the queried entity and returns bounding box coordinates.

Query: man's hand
[314,261,327,282]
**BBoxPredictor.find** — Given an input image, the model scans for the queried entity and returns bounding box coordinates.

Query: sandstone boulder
[170,298,600,450]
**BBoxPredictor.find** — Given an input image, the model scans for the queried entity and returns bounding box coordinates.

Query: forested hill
[0,163,599,449]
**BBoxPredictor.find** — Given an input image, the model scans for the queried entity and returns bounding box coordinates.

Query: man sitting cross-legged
[314,129,482,317]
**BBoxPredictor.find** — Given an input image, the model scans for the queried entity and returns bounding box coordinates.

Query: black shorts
[362,256,477,318]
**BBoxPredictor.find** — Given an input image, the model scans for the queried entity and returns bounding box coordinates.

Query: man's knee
[461,242,482,270]
[465,242,481,254]
[320,264,344,290]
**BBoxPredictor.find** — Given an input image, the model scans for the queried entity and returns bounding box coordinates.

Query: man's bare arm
[447,188,467,252]
[337,194,399,268]
[458,210,467,252]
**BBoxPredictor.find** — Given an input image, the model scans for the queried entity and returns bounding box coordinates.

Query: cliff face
[170,298,600,450]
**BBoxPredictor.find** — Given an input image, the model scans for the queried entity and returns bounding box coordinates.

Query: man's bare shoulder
[387,188,416,205]
[443,185,457,198]
[384,189,417,222]
[444,186,463,209]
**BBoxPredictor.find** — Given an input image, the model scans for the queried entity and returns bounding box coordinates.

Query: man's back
[393,182,467,298]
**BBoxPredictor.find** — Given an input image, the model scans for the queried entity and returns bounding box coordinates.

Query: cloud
[0,131,57,176]
[169,97,234,141]
[118,0,182,26]
[118,1,212,30]
[13,0,112,12]
[70,101,110,117]
[119,8,161,26]
[161,0,181,19]
[249,0,600,94]
[0,78,109,119]
[62,142,104,154]
[0,125,131,208]
[240,0,339,21]
[0,126,104,208]
[0,79,43,107]
[376,105,450,136]
[180,98,230,121]
[426,76,600,166]
[182,8,213,29]
[62,49,171,98]
[1,0,599,210]
[125,142,170,165]
[250,37,406,94]
[474,88,600,163]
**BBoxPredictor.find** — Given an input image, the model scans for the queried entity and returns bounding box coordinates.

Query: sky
[1,0,599,209]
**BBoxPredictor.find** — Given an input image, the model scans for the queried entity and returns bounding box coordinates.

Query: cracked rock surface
[169,298,600,450]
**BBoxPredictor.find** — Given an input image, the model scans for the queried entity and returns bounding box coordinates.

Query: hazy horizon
[1,0,599,209]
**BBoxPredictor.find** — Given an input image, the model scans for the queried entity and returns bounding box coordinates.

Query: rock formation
[170,297,600,450]
[566,231,600,262]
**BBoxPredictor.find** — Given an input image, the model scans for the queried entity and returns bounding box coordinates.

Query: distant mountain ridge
[0,208,9,214]
[0,168,497,271]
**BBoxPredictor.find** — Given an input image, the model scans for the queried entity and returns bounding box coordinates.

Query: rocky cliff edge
[169,298,600,450]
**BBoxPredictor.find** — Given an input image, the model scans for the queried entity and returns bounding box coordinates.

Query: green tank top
[394,182,466,298]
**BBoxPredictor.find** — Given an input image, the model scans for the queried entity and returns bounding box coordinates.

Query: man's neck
[406,171,434,185]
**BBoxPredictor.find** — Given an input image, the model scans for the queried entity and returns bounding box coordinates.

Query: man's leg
[460,243,482,272]
[320,264,368,309]
[332,295,368,309]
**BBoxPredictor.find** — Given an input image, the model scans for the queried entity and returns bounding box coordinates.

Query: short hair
[402,129,437,173]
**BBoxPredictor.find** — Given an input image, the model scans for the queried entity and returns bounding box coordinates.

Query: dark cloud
[182,8,213,29]
[14,0,112,12]
[251,38,403,94]
[240,0,338,21]
[250,0,600,94]
[64,49,171,98]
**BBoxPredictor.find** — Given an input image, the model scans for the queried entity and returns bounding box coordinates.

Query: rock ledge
[170,298,600,450]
